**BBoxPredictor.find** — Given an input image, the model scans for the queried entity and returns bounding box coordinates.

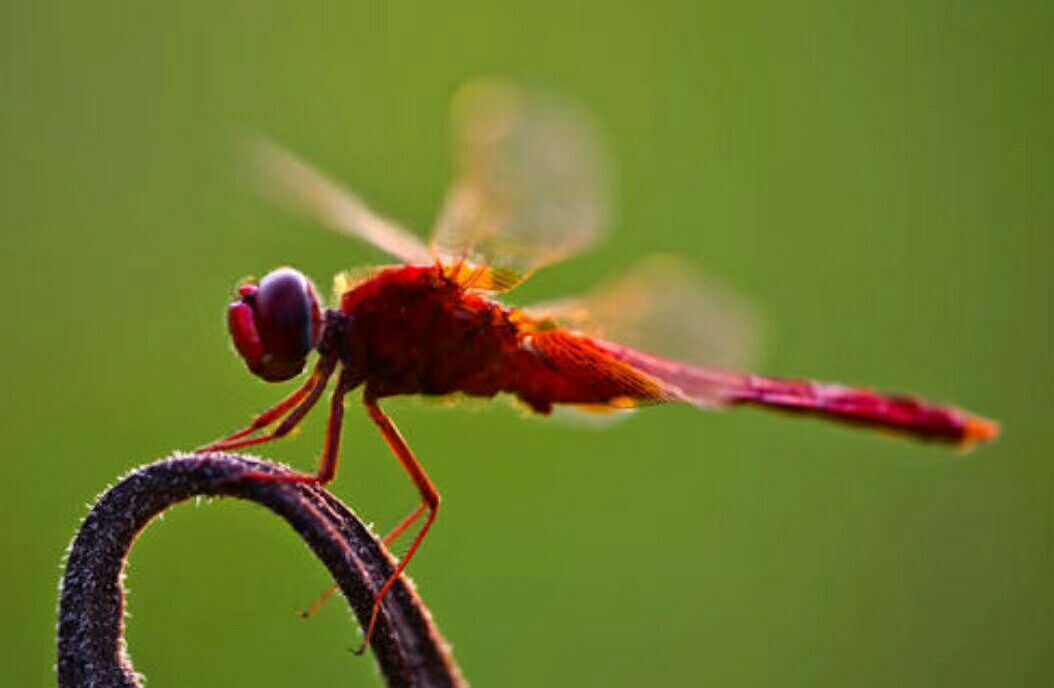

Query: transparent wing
[249,138,433,265]
[590,339,749,410]
[431,80,608,292]
[523,255,766,374]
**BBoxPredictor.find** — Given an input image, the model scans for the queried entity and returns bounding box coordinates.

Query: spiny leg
[199,357,336,452]
[246,369,354,485]
[298,583,340,619]
[382,503,429,547]
[354,394,440,655]
[254,371,357,618]
[200,358,331,449]
[299,502,428,619]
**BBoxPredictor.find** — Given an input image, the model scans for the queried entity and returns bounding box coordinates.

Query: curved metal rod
[56,453,465,688]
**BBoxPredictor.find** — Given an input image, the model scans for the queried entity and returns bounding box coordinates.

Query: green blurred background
[4,1,1051,685]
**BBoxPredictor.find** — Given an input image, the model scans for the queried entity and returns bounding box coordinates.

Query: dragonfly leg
[199,356,337,452]
[298,502,428,619]
[244,370,353,485]
[383,503,429,547]
[354,394,441,655]
[298,583,340,619]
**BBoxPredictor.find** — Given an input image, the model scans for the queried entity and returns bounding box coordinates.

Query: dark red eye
[227,267,321,382]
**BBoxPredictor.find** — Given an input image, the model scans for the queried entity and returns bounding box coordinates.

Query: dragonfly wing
[525,330,675,406]
[249,138,433,265]
[522,328,744,411]
[524,255,766,375]
[590,338,748,409]
[432,80,608,292]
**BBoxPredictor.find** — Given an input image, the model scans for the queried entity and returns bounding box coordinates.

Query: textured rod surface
[57,453,465,688]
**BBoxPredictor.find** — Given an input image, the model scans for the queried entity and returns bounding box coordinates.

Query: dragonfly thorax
[336,265,518,398]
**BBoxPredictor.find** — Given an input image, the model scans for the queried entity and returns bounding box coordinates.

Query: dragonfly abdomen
[731,377,999,447]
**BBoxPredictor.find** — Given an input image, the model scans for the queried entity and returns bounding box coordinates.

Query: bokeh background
[4,1,1051,686]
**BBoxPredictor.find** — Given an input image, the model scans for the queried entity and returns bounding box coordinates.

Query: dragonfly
[200,80,999,652]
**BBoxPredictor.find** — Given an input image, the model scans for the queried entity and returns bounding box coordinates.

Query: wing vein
[251,138,433,265]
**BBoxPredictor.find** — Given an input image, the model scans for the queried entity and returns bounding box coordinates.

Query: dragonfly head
[227,267,322,382]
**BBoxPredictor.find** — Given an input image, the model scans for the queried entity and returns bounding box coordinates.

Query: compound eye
[228,296,265,364]
[227,268,321,382]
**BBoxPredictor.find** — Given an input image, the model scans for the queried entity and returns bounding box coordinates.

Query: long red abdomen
[593,340,999,448]
[728,377,999,447]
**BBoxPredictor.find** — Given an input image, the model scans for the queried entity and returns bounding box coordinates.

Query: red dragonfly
[201,81,999,651]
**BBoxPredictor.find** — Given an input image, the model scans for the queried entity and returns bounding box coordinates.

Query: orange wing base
[510,329,675,413]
